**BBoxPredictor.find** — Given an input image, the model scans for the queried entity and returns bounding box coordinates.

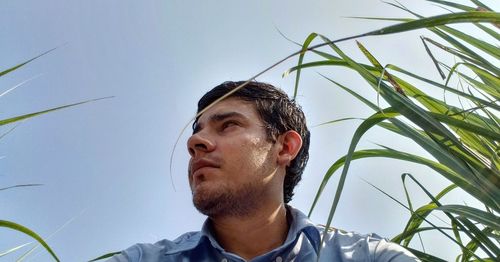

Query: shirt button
[275,256,283,262]
[221,258,228,262]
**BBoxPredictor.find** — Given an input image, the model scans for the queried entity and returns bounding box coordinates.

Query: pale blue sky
[1,0,494,261]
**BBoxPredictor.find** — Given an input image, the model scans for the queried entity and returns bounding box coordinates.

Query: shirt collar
[282,206,321,252]
[164,206,320,255]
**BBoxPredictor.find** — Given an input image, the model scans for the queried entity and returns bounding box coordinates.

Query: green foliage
[287,0,499,260]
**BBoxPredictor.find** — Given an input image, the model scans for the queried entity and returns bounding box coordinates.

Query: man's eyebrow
[193,111,246,134]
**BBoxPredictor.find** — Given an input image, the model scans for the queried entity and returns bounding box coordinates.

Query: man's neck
[209,203,289,260]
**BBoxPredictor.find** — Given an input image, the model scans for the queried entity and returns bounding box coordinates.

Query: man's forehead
[197,98,254,121]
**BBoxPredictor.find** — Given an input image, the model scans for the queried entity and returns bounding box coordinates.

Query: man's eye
[222,121,238,130]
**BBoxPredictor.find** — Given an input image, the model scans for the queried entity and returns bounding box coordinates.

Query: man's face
[187,97,281,218]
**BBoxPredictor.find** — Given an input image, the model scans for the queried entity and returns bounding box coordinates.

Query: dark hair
[194,81,310,203]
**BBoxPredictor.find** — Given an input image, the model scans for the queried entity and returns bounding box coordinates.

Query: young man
[110,81,418,261]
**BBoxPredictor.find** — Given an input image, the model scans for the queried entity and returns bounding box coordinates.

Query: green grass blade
[401,174,498,258]
[314,117,361,127]
[364,176,482,259]
[474,23,500,40]
[314,109,400,258]
[0,220,59,261]
[0,184,43,192]
[0,48,56,78]
[470,0,493,11]
[399,183,457,246]
[364,12,499,36]
[392,225,458,244]
[429,112,500,141]
[462,227,495,261]
[421,36,446,79]
[425,0,475,11]
[293,33,318,99]
[0,97,113,127]
[321,66,498,209]
[330,35,499,210]
[435,205,500,229]
[387,64,500,111]
[308,147,462,216]
[406,247,448,262]
[438,24,500,60]
[428,27,499,76]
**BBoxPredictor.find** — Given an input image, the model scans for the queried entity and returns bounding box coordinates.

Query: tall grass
[285,0,499,260]
[1,52,107,261]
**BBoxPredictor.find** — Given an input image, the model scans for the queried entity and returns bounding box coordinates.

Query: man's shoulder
[107,231,202,261]
[316,227,418,261]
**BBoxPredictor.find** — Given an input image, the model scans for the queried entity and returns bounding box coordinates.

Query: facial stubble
[192,178,264,218]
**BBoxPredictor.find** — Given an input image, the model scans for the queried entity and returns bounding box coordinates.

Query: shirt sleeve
[105,246,141,262]
[372,239,420,262]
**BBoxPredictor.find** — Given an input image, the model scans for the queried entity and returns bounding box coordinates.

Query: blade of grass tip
[88,251,121,261]
[0,74,43,98]
[0,122,21,140]
[384,0,423,18]
[0,243,33,257]
[0,184,43,192]
[285,60,355,77]
[313,117,362,128]
[346,16,410,23]
[401,166,425,251]
[0,96,113,127]
[318,73,379,111]
[470,0,493,11]
[356,41,406,97]
[425,0,475,12]
[293,33,319,99]
[0,220,59,261]
[421,36,446,79]
[0,47,58,78]
[275,27,302,49]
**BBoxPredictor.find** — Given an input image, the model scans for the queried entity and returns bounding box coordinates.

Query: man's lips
[190,159,220,177]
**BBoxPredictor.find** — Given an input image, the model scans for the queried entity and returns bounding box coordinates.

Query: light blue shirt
[109,207,419,261]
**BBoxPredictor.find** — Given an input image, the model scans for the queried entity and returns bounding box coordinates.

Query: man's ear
[276,130,303,167]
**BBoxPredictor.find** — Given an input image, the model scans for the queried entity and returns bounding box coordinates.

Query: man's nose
[187,131,215,157]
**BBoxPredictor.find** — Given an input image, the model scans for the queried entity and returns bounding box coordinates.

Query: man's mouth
[190,159,220,178]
